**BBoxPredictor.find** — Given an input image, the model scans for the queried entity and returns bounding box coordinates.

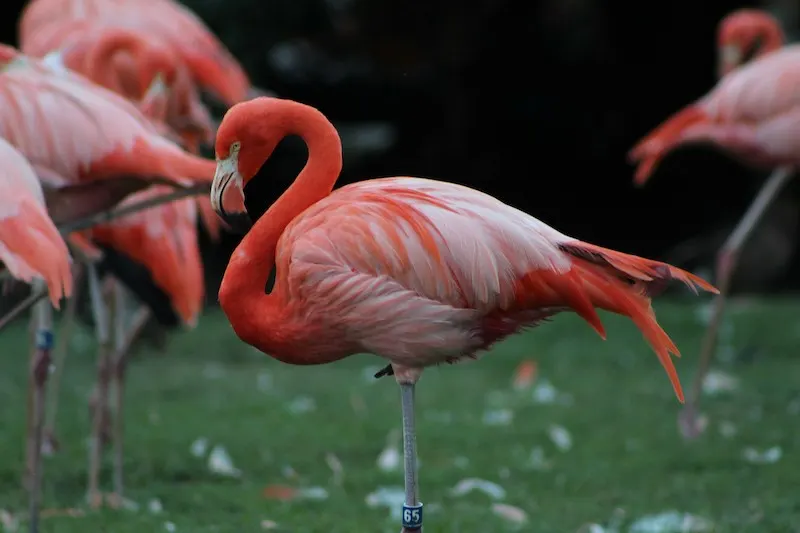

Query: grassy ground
[0,298,799,532]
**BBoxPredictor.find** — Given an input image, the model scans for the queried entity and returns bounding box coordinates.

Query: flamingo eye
[231,141,241,153]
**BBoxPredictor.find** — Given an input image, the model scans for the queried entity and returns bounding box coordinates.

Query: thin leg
[86,266,112,508]
[398,380,423,532]
[27,281,54,533]
[43,264,84,456]
[108,289,150,508]
[679,167,793,439]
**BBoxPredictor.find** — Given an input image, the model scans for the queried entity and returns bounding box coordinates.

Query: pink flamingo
[210,97,717,531]
[19,0,258,106]
[628,12,793,439]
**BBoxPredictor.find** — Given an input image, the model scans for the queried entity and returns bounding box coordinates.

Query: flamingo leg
[43,263,85,456]
[86,266,112,508]
[108,289,150,508]
[397,377,423,532]
[27,280,54,533]
[679,166,793,439]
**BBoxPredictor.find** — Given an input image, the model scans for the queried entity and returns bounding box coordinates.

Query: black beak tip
[224,212,253,234]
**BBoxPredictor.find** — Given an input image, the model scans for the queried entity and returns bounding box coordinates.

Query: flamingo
[627,14,794,439]
[0,136,73,533]
[0,42,215,522]
[717,9,784,78]
[19,0,259,106]
[87,185,204,506]
[209,96,718,531]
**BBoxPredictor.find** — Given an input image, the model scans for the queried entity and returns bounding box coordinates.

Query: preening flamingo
[0,43,215,523]
[19,0,259,106]
[628,11,792,439]
[717,9,783,77]
[0,136,73,533]
[210,97,718,531]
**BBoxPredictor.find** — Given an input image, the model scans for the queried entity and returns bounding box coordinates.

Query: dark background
[4,0,799,306]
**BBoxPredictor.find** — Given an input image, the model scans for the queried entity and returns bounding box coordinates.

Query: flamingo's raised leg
[679,166,794,439]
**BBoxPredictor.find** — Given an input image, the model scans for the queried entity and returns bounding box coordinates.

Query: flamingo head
[717,9,783,78]
[212,97,284,232]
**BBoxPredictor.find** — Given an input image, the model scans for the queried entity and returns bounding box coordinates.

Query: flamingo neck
[84,32,171,98]
[219,101,343,359]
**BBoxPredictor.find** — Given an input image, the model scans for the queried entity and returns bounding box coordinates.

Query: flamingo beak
[211,154,252,233]
[718,45,741,79]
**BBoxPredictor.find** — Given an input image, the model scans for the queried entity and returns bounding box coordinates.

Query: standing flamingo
[0,137,73,533]
[87,185,205,506]
[0,43,215,524]
[628,15,794,439]
[19,0,260,106]
[209,97,717,531]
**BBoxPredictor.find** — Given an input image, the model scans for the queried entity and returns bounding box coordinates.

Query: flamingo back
[0,138,72,306]
[702,45,800,121]
[91,186,204,326]
[0,48,214,182]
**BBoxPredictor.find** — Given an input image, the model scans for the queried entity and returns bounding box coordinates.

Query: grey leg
[399,382,423,532]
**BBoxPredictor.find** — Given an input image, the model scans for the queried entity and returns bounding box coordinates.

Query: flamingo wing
[91,186,204,326]
[0,138,72,306]
[276,177,713,383]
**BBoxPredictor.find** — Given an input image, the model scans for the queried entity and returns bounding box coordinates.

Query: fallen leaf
[512,360,537,390]
[483,409,513,426]
[164,521,176,532]
[287,396,316,414]
[547,424,572,452]
[263,485,298,501]
[702,370,739,396]
[742,446,782,465]
[207,445,241,477]
[326,453,344,485]
[260,519,280,530]
[365,486,406,520]
[450,478,506,499]
[525,446,552,471]
[148,499,163,514]
[492,503,528,525]
[629,510,713,532]
[190,437,208,458]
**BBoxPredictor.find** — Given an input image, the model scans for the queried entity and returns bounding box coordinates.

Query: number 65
[403,509,421,523]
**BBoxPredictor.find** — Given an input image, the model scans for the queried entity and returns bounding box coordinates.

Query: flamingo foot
[678,404,708,440]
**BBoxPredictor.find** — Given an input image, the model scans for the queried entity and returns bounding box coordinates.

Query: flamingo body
[0,138,72,306]
[629,45,800,183]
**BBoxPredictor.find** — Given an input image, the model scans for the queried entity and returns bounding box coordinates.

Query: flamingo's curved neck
[84,32,145,94]
[219,102,343,353]
[762,23,785,53]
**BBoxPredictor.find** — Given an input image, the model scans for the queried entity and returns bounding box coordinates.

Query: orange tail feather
[628,104,710,186]
[547,241,718,403]
[0,203,73,307]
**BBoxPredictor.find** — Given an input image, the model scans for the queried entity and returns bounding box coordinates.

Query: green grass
[1,298,800,532]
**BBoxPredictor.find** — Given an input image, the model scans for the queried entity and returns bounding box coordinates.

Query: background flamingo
[0,136,73,533]
[209,96,718,531]
[0,42,216,525]
[19,0,260,107]
[628,11,794,439]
